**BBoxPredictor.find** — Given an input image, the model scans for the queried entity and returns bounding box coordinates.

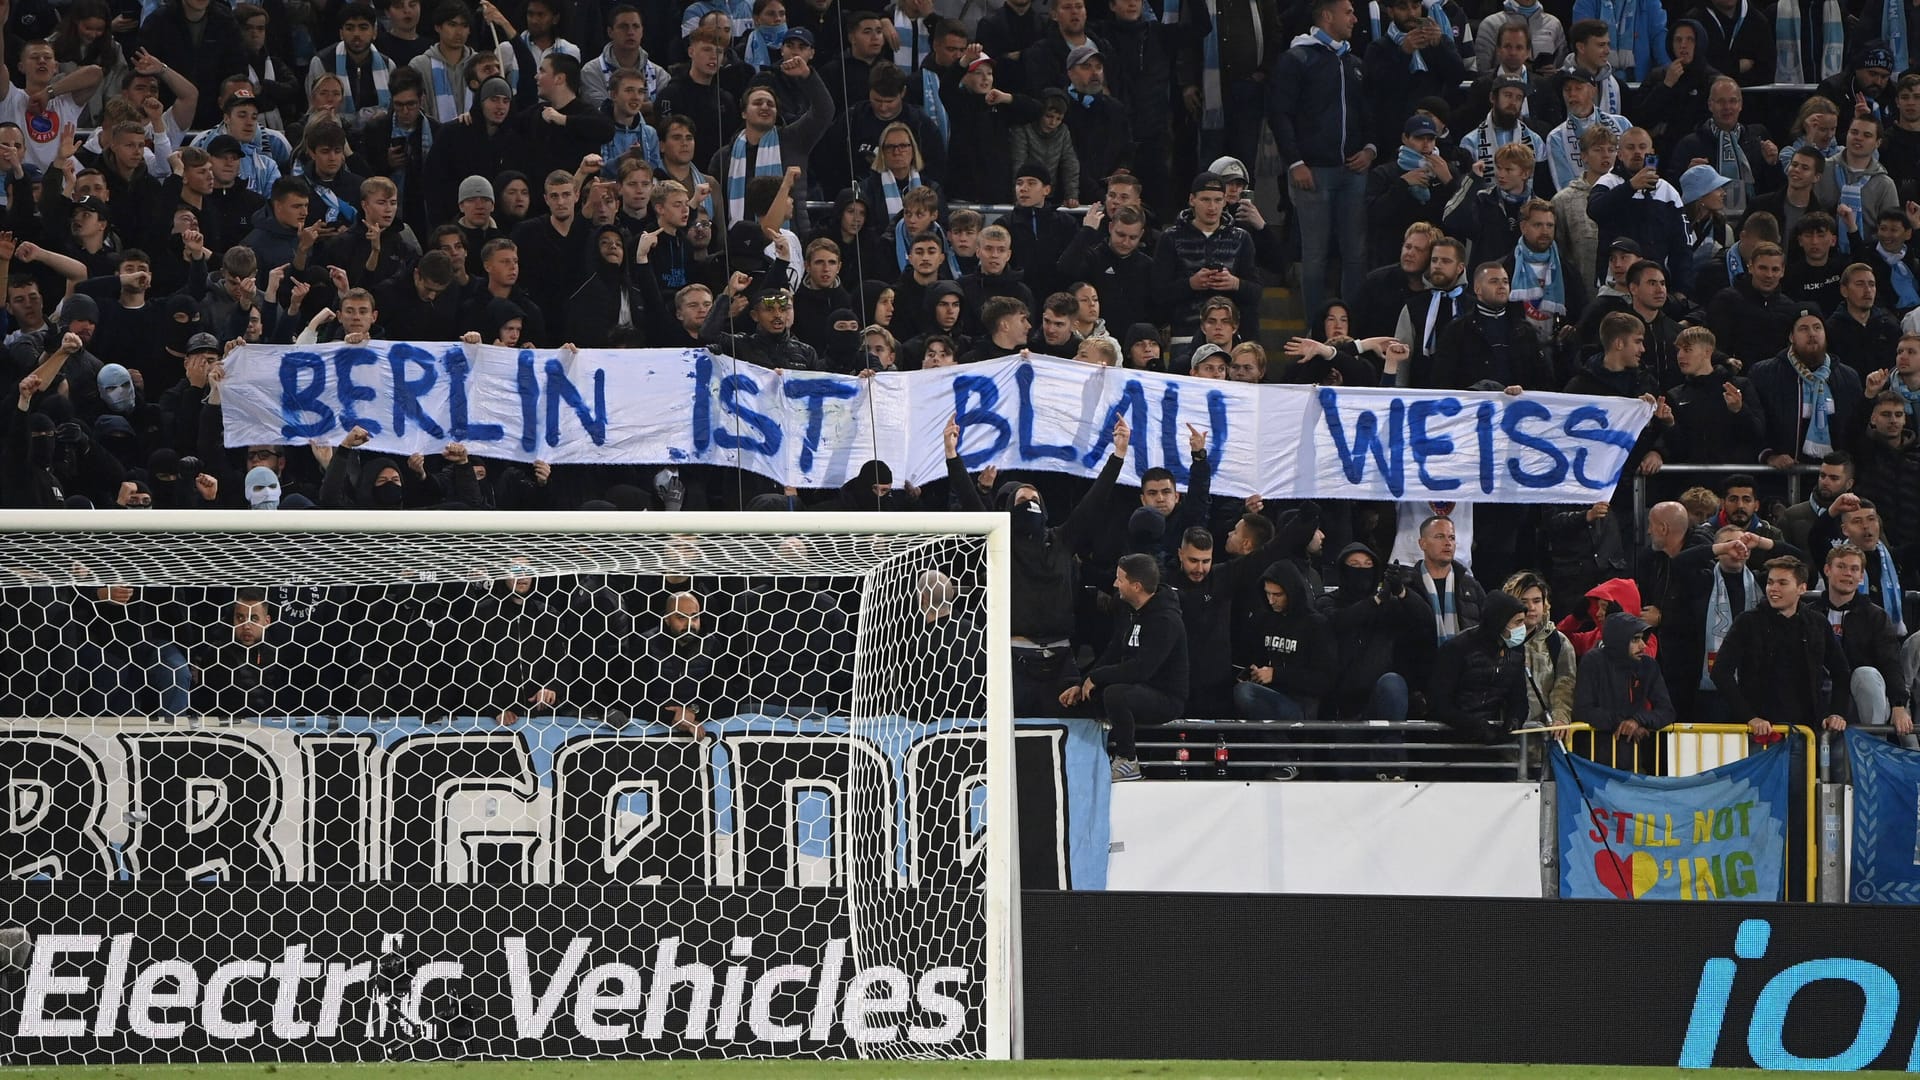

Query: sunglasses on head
[758,293,793,310]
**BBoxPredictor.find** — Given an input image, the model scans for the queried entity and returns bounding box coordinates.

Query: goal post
[0,509,1017,1063]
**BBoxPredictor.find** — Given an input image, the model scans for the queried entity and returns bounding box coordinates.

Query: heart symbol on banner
[1596,850,1658,899]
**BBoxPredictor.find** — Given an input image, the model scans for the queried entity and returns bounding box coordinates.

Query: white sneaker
[1110,757,1143,782]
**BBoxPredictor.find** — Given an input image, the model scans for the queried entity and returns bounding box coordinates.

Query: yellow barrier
[1556,723,1819,902]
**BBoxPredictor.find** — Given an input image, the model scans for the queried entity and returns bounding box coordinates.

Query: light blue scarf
[1881,243,1920,308]
[1397,145,1432,202]
[1797,354,1837,456]
[1701,565,1757,690]
[333,44,392,114]
[920,67,950,147]
[1886,0,1910,70]
[426,50,460,124]
[1511,240,1566,316]
[726,127,782,224]
[1866,544,1908,634]
[746,25,786,68]
[894,219,962,278]
[1310,27,1350,54]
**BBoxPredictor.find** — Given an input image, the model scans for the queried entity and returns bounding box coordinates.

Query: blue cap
[1403,114,1439,137]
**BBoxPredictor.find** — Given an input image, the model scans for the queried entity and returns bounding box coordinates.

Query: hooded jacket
[1683,0,1775,86]
[1087,586,1189,706]
[422,98,517,225]
[1519,611,1579,727]
[1573,612,1675,733]
[1559,576,1659,657]
[238,205,301,278]
[1429,590,1531,743]
[1168,511,1295,709]
[1245,561,1335,704]
[1327,542,1433,709]
[566,225,651,347]
[1637,21,1718,153]
[946,453,1126,643]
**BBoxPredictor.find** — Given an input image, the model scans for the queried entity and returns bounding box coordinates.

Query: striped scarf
[602,115,663,176]
[1701,566,1756,690]
[1886,0,1910,71]
[1197,0,1228,131]
[879,167,921,219]
[746,25,787,68]
[1796,354,1837,456]
[1774,0,1846,82]
[333,45,392,114]
[921,67,950,148]
[894,220,962,277]
[1890,373,1920,418]
[726,127,782,223]
[1511,239,1566,317]
[1866,544,1908,635]
[293,164,361,225]
[426,50,462,124]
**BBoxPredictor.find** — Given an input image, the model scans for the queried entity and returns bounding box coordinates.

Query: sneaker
[1110,756,1143,782]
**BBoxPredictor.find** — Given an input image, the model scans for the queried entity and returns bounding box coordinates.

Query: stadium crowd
[1,0,1919,777]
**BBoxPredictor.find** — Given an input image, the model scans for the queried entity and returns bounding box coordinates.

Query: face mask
[245,466,281,510]
[99,365,135,414]
[1504,624,1528,647]
[372,482,404,507]
[1012,499,1045,539]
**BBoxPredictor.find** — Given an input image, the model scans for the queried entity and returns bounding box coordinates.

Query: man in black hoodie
[1428,590,1531,744]
[1060,552,1187,781]
[945,415,1129,717]
[1572,610,1676,770]
[1327,542,1429,722]
[1234,559,1336,725]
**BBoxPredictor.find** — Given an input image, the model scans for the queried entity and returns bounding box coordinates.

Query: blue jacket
[1571,0,1669,79]
[1267,33,1373,170]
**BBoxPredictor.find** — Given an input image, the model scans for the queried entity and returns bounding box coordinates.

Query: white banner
[222,344,1653,503]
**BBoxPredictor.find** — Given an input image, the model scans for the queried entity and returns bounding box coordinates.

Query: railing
[1135,718,1524,780]
[1632,462,1820,522]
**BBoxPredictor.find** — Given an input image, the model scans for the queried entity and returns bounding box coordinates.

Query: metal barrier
[1136,718,1524,779]
[1632,462,1819,524]
[1529,722,1821,901]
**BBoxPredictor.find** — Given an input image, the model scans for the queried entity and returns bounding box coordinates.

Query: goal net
[0,510,1013,1065]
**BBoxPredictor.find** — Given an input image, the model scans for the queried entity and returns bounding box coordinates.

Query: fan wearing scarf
[1391,235,1469,384]
[1750,303,1865,466]
[1444,141,1535,268]
[1809,495,1912,636]
[1816,113,1899,254]
[306,2,393,122]
[1458,77,1545,178]
[1881,332,1920,418]
[1367,114,1457,260]
[705,61,833,232]
[1671,77,1781,221]
[1360,0,1467,150]
[1545,67,1628,190]
[1572,0,1669,79]
[1509,197,1584,342]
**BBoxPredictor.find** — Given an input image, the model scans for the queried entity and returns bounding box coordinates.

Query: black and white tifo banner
[0,714,1108,1062]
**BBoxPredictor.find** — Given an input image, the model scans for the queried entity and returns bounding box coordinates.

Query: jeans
[1289,165,1368,319]
[83,642,190,717]
[1365,673,1410,722]
[1234,681,1311,724]
[1101,683,1182,758]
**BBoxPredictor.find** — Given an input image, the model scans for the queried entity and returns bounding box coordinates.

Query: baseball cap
[1190,171,1227,194]
[71,195,108,218]
[1066,43,1101,68]
[1188,343,1230,369]
[222,86,258,112]
[1606,237,1643,257]
[458,176,495,203]
[784,26,815,47]
[966,51,993,72]
[1490,75,1529,96]
[186,332,222,355]
[1207,156,1250,185]
[1403,114,1439,137]
[205,134,245,158]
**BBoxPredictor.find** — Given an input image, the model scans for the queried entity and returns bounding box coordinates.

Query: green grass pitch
[0,1062,1784,1079]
